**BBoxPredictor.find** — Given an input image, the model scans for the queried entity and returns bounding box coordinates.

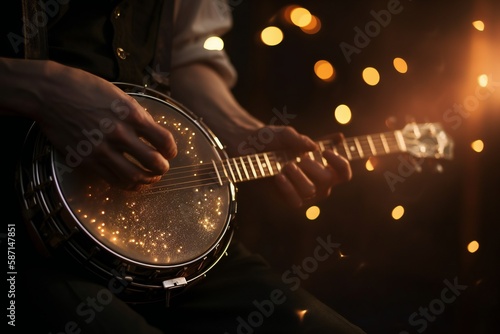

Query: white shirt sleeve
[170,0,238,87]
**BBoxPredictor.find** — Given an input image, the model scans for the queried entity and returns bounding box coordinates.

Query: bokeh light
[393,57,408,73]
[472,20,485,31]
[391,205,405,220]
[290,7,312,27]
[478,74,488,87]
[306,206,320,220]
[334,104,352,124]
[261,26,284,46]
[362,67,380,86]
[467,240,480,253]
[203,36,224,51]
[301,15,321,34]
[314,60,335,81]
[471,140,484,152]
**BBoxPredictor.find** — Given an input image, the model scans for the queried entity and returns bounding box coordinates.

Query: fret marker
[342,141,352,160]
[240,156,250,180]
[354,137,364,158]
[232,157,243,181]
[211,160,223,186]
[255,154,265,177]
[380,133,390,154]
[247,156,257,179]
[367,135,377,155]
[226,159,237,183]
[263,153,274,175]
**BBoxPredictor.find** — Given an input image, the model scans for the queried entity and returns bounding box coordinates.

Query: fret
[219,158,230,181]
[275,160,282,171]
[380,133,390,154]
[211,160,223,186]
[232,157,243,181]
[359,139,373,157]
[394,130,406,152]
[247,155,257,179]
[386,133,400,153]
[255,154,266,177]
[271,152,283,172]
[367,135,377,156]
[353,137,364,158]
[225,159,237,183]
[239,156,250,180]
[346,138,361,160]
[342,140,352,160]
[263,153,274,175]
[318,141,328,166]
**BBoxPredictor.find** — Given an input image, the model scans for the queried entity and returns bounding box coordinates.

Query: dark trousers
[15,229,366,334]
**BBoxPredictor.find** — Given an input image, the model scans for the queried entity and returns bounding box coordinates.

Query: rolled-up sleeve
[171,0,237,87]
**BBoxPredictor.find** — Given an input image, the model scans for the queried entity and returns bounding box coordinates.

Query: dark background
[223,1,500,333]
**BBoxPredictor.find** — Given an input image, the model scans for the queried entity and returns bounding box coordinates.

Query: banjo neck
[144,121,452,196]
[218,130,409,184]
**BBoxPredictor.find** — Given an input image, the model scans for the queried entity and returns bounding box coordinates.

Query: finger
[281,162,316,199]
[90,146,164,190]
[115,94,178,160]
[121,133,172,175]
[296,157,335,199]
[138,122,178,160]
[323,150,352,185]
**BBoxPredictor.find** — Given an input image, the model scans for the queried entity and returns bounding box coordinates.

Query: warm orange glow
[393,57,408,73]
[478,74,488,87]
[261,26,283,46]
[301,15,321,34]
[467,240,480,253]
[362,67,380,86]
[305,206,320,220]
[365,159,374,171]
[334,104,352,124]
[297,309,308,322]
[392,205,404,220]
[314,60,335,81]
[203,36,224,51]
[471,140,484,152]
[290,7,312,27]
[472,20,485,31]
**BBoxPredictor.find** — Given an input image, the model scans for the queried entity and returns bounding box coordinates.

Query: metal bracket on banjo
[162,277,187,289]
[163,277,187,307]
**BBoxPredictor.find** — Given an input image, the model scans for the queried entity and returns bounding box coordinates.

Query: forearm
[169,63,264,155]
[0,57,58,120]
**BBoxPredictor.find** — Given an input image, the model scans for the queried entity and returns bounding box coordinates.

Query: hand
[241,125,352,208]
[35,61,177,190]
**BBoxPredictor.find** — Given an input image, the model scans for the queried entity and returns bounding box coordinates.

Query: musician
[0,1,364,333]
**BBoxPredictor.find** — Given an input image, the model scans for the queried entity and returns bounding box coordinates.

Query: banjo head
[17,83,237,302]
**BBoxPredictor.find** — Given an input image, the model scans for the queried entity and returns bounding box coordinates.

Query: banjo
[16,82,454,304]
